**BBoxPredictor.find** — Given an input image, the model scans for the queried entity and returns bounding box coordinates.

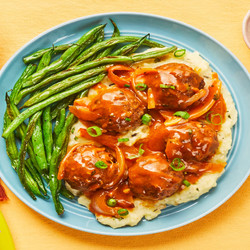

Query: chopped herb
[141,114,152,125]
[107,198,117,207]
[170,158,186,171]
[124,84,130,88]
[213,94,220,100]
[183,179,191,187]
[95,161,108,169]
[160,84,176,89]
[173,111,190,119]
[87,126,102,137]
[71,127,75,134]
[118,208,129,216]
[118,138,129,142]
[174,49,186,57]
[128,144,145,159]
[74,136,78,141]
[205,111,223,125]
[135,83,147,91]
[125,117,131,122]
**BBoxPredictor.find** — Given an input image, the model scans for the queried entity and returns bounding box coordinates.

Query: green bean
[93,18,120,59]
[23,66,107,107]
[31,50,52,174]
[32,116,48,173]
[15,57,132,102]
[86,28,105,62]
[22,24,106,88]
[25,158,47,196]
[6,94,49,181]
[4,113,20,170]
[18,111,42,200]
[23,44,73,64]
[71,35,164,66]
[9,64,37,105]
[22,46,176,107]
[49,113,76,214]
[111,34,149,56]
[17,44,174,103]
[37,49,53,72]
[51,95,76,120]
[4,111,45,197]
[42,107,53,164]
[53,108,66,142]
[60,187,74,200]
[3,74,105,139]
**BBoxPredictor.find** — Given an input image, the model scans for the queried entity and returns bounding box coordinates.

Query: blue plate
[0,12,249,236]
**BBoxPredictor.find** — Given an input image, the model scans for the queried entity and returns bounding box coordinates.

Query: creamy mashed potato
[66,50,237,228]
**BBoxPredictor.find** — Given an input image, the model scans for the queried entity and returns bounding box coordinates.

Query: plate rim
[0,12,250,236]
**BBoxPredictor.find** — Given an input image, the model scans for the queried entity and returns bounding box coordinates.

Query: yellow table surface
[1,0,250,249]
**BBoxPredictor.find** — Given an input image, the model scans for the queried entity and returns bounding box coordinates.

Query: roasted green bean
[22,24,106,88]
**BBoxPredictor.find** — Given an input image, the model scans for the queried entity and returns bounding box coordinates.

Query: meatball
[90,87,145,132]
[138,63,205,110]
[58,144,119,192]
[128,155,184,200]
[165,121,219,161]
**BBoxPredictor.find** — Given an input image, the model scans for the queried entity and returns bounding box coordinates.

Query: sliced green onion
[138,144,145,155]
[173,111,190,120]
[128,144,145,159]
[107,198,117,207]
[124,84,130,88]
[170,158,185,171]
[95,161,108,169]
[118,138,129,142]
[117,208,129,216]
[160,84,176,89]
[174,49,186,57]
[183,179,191,187]
[141,114,152,125]
[87,126,102,137]
[125,117,131,122]
[205,111,223,125]
[135,83,147,91]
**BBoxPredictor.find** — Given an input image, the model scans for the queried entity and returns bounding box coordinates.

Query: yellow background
[0,0,250,249]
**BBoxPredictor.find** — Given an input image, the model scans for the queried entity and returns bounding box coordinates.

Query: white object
[242,10,250,48]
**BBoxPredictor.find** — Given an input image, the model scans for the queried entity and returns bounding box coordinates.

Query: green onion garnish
[205,112,223,125]
[174,49,186,57]
[86,126,102,137]
[125,117,131,122]
[138,144,145,155]
[95,161,108,169]
[141,114,152,125]
[160,84,176,89]
[183,179,191,187]
[118,138,129,143]
[117,208,129,216]
[170,158,185,171]
[128,144,145,159]
[173,111,190,120]
[135,83,147,91]
[124,84,130,88]
[107,198,117,207]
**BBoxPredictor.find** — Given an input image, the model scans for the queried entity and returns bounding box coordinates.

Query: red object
[0,179,8,201]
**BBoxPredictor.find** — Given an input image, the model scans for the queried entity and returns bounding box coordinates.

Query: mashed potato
[67,50,237,228]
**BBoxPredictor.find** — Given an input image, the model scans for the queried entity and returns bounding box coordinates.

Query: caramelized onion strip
[107,65,134,87]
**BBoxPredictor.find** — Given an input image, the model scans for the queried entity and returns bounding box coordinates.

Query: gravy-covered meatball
[58,144,120,192]
[91,87,145,132]
[134,63,205,110]
[165,121,219,161]
[70,87,145,133]
[128,155,184,200]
